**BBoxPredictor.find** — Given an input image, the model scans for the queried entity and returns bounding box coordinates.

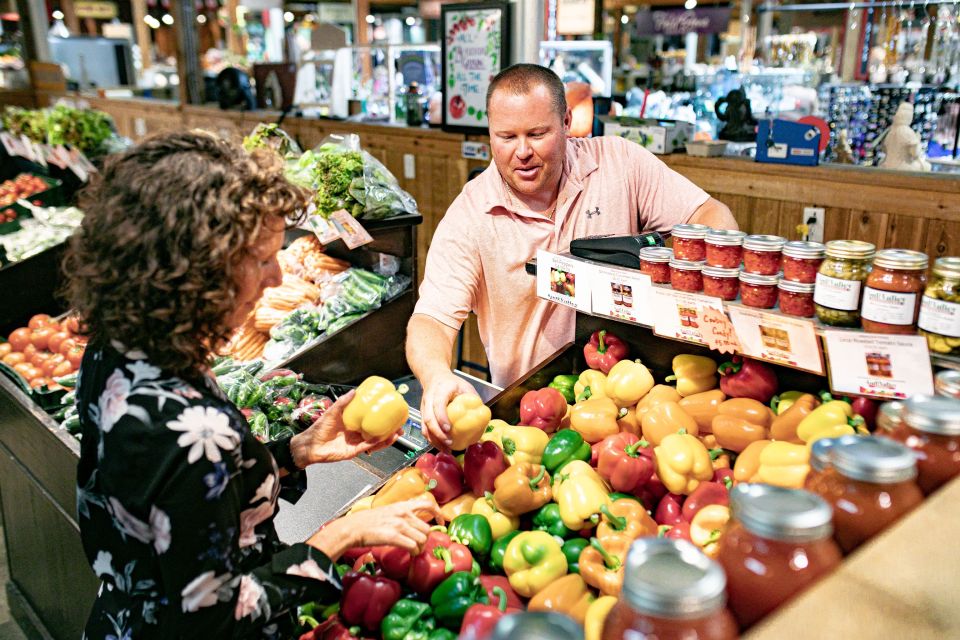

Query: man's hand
[420,371,480,451]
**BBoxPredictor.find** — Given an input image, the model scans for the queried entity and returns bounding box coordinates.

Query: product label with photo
[728,306,824,374]
[860,287,917,325]
[823,330,934,399]
[814,273,862,310]
[536,250,594,311]
[918,296,960,337]
[652,289,726,346]
[590,265,653,325]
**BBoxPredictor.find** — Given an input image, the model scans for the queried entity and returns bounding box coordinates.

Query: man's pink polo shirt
[414,136,710,387]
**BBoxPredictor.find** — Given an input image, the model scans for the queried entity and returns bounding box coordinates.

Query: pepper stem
[492,586,508,612]
[298,615,319,629]
[529,465,547,489]
[624,441,643,457]
[590,537,622,571]
[657,525,671,538]
[708,447,724,460]
[849,415,865,428]
[818,390,835,403]
[434,546,454,573]
[770,394,781,412]
[597,330,608,355]
[664,374,678,383]
[484,491,499,512]
[501,437,517,456]
[426,479,438,491]
[718,360,742,376]
[600,504,627,531]
[618,407,629,419]
[576,386,593,403]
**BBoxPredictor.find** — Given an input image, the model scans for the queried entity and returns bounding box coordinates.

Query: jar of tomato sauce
[702,266,740,301]
[717,484,841,629]
[739,272,779,309]
[935,370,960,399]
[876,401,905,434]
[861,249,928,334]
[782,241,825,284]
[807,436,923,553]
[742,235,785,276]
[671,259,704,293]
[640,247,673,284]
[805,435,860,490]
[778,280,816,317]
[886,396,960,495]
[602,538,738,640]
[705,229,747,269]
[671,224,710,262]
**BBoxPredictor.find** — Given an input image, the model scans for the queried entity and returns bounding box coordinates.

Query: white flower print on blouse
[98,370,131,433]
[233,575,269,621]
[149,506,171,554]
[181,571,231,613]
[251,474,277,506]
[237,500,273,548]
[92,550,114,580]
[126,360,161,385]
[167,406,239,464]
[286,558,341,587]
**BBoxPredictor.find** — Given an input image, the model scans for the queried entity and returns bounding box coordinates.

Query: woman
[64,131,436,638]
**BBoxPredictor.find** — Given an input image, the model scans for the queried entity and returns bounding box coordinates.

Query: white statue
[878,102,930,172]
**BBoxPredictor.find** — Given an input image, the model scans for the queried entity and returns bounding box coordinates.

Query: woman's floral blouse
[76,342,340,639]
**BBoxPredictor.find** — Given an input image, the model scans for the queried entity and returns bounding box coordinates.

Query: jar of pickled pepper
[670,259,704,293]
[742,235,786,275]
[782,241,826,284]
[860,249,928,334]
[640,247,673,284]
[671,224,710,262]
[918,257,960,355]
[705,229,747,268]
[814,240,876,327]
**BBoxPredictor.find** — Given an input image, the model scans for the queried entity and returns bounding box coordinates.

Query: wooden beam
[59,0,81,34]
[131,0,152,69]
[171,0,203,105]
[226,0,245,56]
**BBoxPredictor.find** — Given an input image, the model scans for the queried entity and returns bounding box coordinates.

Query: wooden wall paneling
[822,205,849,243]
[775,201,806,241]
[748,198,783,236]
[885,215,929,252]
[845,209,890,248]
[717,193,755,232]
[924,219,960,258]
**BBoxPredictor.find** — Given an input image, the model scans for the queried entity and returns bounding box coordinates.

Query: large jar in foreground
[885,396,960,495]
[814,240,876,327]
[860,249,928,334]
[918,257,960,355]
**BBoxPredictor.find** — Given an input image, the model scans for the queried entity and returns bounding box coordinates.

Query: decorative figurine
[877,102,930,172]
[715,88,758,142]
[834,129,857,165]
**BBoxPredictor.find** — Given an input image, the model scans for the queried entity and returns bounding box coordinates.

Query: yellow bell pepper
[771,390,806,415]
[343,376,409,440]
[770,393,819,443]
[446,393,492,450]
[665,355,718,397]
[570,397,622,444]
[481,420,549,466]
[502,531,568,598]
[437,492,477,525]
[528,573,596,626]
[471,491,520,539]
[690,504,730,557]
[796,400,860,443]
[605,359,655,408]
[733,440,770,484]
[553,460,612,530]
[616,405,641,437]
[584,595,617,640]
[574,369,608,402]
[635,384,683,420]
[347,495,374,514]
[756,441,810,488]
[654,432,714,495]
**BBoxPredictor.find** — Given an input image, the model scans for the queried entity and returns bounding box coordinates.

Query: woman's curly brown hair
[62,130,307,378]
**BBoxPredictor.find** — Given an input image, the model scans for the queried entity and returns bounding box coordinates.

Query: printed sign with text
[537,250,593,311]
[652,288,726,346]
[728,306,825,374]
[823,330,934,399]
[590,265,653,326]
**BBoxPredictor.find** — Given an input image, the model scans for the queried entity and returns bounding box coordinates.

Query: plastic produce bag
[242,123,302,158]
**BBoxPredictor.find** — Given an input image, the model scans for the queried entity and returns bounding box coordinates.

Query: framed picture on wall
[441,1,511,133]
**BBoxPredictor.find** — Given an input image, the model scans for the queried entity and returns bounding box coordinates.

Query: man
[407,64,737,449]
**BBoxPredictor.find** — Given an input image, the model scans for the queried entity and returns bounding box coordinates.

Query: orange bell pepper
[635,384,682,420]
[492,463,552,516]
[690,504,731,557]
[732,439,771,483]
[616,406,641,436]
[711,398,774,452]
[641,401,699,446]
[770,393,820,443]
[527,573,595,625]
[570,397,621,444]
[373,467,430,507]
[580,534,631,596]
[596,497,658,541]
[700,434,731,470]
[437,492,478,525]
[679,389,727,434]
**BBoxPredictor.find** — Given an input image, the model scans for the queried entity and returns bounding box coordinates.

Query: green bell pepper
[488,530,521,574]
[609,492,643,504]
[430,571,488,629]
[428,630,457,640]
[532,503,575,539]
[381,599,435,640]
[448,514,493,559]
[548,375,579,404]
[542,429,592,474]
[562,537,590,574]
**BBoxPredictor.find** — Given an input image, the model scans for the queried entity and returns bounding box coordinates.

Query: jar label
[814,273,862,311]
[861,287,918,325]
[919,295,960,337]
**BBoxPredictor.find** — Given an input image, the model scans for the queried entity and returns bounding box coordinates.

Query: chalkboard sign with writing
[441,2,511,133]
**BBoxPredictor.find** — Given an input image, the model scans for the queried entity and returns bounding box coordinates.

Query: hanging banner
[557,0,595,36]
[75,1,118,19]
[635,7,732,37]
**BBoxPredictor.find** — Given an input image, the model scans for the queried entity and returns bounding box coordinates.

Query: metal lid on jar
[671,223,710,240]
[901,395,960,436]
[640,246,674,263]
[832,436,918,483]
[932,257,960,279]
[809,435,861,472]
[824,239,876,260]
[489,612,584,640]
[622,538,727,619]
[702,265,740,278]
[705,229,747,246]
[670,259,705,271]
[739,271,780,286]
[778,279,816,294]
[873,249,929,271]
[743,234,786,252]
[876,401,905,433]
[730,483,834,543]
[783,241,826,260]
[935,370,960,400]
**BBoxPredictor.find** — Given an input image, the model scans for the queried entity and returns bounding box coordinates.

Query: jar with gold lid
[861,249,928,334]
[918,257,960,355]
[814,240,876,327]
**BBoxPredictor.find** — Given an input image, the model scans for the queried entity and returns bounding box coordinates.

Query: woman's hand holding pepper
[291,390,399,466]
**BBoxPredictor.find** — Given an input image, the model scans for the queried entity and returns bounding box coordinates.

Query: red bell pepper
[415,452,464,505]
[519,387,567,433]
[301,616,369,640]
[352,545,412,582]
[595,433,655,494]
[654,493,685,526]
[341,546,372,564]
[849,397,878,431]
[681,481,730,522]
[658,520,692,542]
[407,531,474,595]
[584,330,629,374]
[718,356,779,404]
[478,575,524,611]
[339,570,402,632]
[463,441,509,496]
[636,473,668,508]
[712,468,735,488]
[460,587,519,640]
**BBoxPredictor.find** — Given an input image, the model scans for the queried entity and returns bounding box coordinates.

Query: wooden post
[171,0,203,105]
[14,0,50,62]
[226,0,245,56]
[59,0,81,34]
[131,0,152,69]
[355,0,370,47]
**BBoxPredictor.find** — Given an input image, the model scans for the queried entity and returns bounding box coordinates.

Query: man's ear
[563,108,572,135]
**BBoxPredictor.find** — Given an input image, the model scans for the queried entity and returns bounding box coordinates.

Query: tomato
[22,343,37,361]
[30,350,52,367]
[28,314,52,329]
[66,344,85,369]
[64,316,81,334]
[29,377,51,389]
[47,331,69,355]
[42,354,66,377]
[30,326,54,351]
[59,338,77,356]
[3,352,26,366]
[52,360,74,378]
[13,362,37,378]
[0,343,10,358]
[8,327,32,352]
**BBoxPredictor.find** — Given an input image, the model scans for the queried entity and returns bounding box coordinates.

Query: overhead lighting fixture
[161,13,174,25]
[365,14,376,24]
[52,10,64,20]
[684,0,697,9]
[197,14,207,24]
[405,16,416,26]
[284,11,294,23]
[621,14,629,24]
[145,15,161,29]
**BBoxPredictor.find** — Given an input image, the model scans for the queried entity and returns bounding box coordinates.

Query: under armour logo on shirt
[586,206,601,218]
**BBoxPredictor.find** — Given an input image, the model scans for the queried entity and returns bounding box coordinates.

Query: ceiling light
[284,11,295,22]
[684,0,697,8]
[161,13,174,25]
[365,15,376,24]
[405,16,416,26]
[621,14,629,24]
[52,10,64,20]
[197,14,207,24]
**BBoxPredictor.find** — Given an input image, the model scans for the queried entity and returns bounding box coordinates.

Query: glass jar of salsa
[602,538,738,640]
[640,247,673,284]
[739,272,779,309]
[814,240,876,328]
[705,229,747,269]
[778,280,816,317]
[782,241,825,284]
[742,235,785,275]
[490,612,584,640]
[718,484,841,629]
[806,435,860,490]
[886,396,960,495]
[807,436,923,553]
[918,257,960,355]
[861,249,928,334]
[671,224,710,262]
[671,259,704,293]
[935,370,960,399]
[876,401,905,434]
[702,266,740,301]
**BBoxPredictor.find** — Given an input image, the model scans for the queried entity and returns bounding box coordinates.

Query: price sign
[330,209,374,249]
[537,250,593,311]
[700,307,741,354]
[590,265,653,326]
[823,330,934,399]
[652,289,726,346]
[728,307,825,374]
